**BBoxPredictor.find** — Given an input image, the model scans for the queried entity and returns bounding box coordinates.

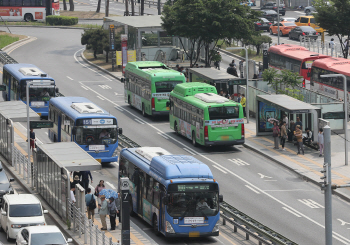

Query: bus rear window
[155,81,182,93]
[208,106,239,120]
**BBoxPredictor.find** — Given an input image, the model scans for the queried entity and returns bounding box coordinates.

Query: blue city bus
[119,147,222,237]
[1,63,58,118]
[49,97,122,163]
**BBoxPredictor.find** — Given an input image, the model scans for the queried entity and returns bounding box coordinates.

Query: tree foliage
[161,0,258,66]
[249,35,272,55]
[313,0,350,57]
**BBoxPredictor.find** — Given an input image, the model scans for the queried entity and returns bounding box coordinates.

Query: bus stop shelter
[34,142,102,219]
[256,94,321,141]
[0,101,40,164]
[188,68,246,96]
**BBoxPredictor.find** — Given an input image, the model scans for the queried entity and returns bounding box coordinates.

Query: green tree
[262,68,280,93]
[280,69,302,89]
[162,0,257,67]
[313,0,350,58]
[249,35,272,55]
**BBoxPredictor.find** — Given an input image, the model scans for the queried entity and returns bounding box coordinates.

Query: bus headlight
[212,220,220,233]
[166,221,175,233]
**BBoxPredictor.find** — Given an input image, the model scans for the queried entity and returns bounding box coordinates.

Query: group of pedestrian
[271,115,324,157]
[226,60,239,77]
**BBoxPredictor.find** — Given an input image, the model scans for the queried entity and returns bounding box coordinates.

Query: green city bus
[169,82,245,146]
[123,61,186,116]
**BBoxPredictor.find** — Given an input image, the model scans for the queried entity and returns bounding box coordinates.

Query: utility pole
[321,125,332,245]
[124,0,129,16]
[157,0,161,15]
[277,0,280,45]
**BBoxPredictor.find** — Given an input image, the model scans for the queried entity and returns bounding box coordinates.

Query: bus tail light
[204,126,208,140]
[151,98,155,110]
[241,124,245,138]
[257,23,261,26]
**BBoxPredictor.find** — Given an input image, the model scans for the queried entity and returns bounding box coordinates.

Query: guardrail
[0,51,18,64]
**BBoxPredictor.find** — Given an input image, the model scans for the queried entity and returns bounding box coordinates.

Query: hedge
[46,16,78,26]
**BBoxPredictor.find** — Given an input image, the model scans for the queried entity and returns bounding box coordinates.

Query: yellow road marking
[219,232,238,245]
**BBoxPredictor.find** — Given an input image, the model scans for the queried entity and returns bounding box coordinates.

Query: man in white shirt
[283,114,288,130]
[70,186,76,203]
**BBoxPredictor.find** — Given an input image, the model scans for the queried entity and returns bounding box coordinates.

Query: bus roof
[268,44,329,61]
[125,61,184,79]
[312,57,350,76]
[3,63,54,81]
[50,97,117,121]
[121,147,214,185]
[173,82,217,97]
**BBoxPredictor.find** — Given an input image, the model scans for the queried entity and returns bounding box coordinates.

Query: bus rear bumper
[152,110,169,116]
[205,139,245,146]
[164,231,219,237]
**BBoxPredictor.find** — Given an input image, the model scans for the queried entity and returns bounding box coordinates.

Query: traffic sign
[30,120,54,129]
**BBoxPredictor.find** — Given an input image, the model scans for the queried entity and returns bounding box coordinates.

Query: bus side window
[146,176,153,203]
[153,181,160,208]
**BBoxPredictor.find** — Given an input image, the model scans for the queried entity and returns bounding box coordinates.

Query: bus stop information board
[30,121,53,129]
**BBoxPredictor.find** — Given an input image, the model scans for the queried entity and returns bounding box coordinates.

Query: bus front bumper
[164,231,219,237]
[205,139,245,146]
[97,156,118,163]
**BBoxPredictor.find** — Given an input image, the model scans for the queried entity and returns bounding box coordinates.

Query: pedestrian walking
[29,128,36,151]
[99,195,108,230]
[272,122,280,149]
[81,171,93,190]
[318,128,324,157]
[282,114,288,130]
[231,60,237,68]
[116,193,121,223]
[237,93,242,103]
[295,117,302,130]
[280,121,287,150]
[344,39,349,59]
[70,185,76,203]
[107,197,117,230]
[85,188,95,222]
[294,125,304,155]
[240,94,246,118]
[95,180,106,205]
[329,38,335,56]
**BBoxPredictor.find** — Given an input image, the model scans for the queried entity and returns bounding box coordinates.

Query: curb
[80,50,122,81]
[0,25,92,30]
[243,142,350,203]
[0,156,81,245]
[2,36,31,52]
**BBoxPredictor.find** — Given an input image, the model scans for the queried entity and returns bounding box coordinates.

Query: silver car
[304,5,316,14]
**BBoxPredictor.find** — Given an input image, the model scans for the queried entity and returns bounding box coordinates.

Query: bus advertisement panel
[169,82,244,146]
[124,61,186,117]
[49,97,123,163]
[119,147,222,237]
[2,64,57,118]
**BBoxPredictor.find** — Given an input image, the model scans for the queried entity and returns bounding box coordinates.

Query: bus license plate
[96,159,101,163]
[221,136,229,141]
[189,231,200,237]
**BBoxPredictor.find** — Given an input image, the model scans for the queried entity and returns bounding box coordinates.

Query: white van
[0,194,48,241]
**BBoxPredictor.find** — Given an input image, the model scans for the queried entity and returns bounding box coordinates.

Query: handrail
[0,51,18,64]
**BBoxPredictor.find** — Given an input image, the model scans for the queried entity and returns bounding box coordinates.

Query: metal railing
[68,200,119,245]
[12,143,32,186]
[118,134,140,148]
[0,51,18,64]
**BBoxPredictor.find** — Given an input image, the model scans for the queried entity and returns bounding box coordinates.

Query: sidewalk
[244,117,350,202]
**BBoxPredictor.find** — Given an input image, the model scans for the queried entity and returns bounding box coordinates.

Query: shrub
[46,16,78,26]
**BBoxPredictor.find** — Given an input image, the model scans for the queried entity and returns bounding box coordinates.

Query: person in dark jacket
[227,63,234,75]
[81,171,93,190]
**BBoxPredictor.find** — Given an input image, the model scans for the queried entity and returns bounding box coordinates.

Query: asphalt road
[1,26,350,245]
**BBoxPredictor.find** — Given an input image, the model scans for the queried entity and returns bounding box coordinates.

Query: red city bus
[268,44,329,88]
[0,0,60,22]
[310,57,350,101]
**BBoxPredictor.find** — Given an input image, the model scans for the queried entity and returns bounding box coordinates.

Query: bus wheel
[24,14,33,22]
[174,122,178,134]
[153,215,160,235]
[192,131,197,147]
[142,104,146,117]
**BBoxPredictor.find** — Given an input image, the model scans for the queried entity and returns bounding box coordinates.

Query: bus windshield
[167,192,219,217]
[75,125,118,145]
[155,81,183,93]
[21,85,55,102]
[208,106,240,120]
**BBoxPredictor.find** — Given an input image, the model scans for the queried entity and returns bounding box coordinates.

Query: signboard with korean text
[205,118,244,128]
[83,119,114,125]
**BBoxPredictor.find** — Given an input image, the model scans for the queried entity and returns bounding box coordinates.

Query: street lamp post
[277,0,280,45]
[26,81,34,184]
[321,74,348,166]
[224,47,249,123]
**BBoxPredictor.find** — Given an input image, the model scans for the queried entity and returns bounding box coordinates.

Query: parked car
[255,17,272,31]
[0,194,48,241]
[304,5,316,14]
[280,17,297,22]
[269,22,297,36]
[0,162,14,204]
[288,26,318,41]
[295,16,325,33]
[260,2,286,15]
[260,10,278,22]
[16,225,73,245]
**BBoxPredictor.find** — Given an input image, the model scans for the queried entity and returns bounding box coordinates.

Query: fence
[299,38,344,58]
[0,51,18,64]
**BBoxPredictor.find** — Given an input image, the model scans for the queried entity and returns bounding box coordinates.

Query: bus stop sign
[30,120,54,129]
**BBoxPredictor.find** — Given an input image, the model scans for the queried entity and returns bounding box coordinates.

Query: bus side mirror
[118,128,123,135]
[121,78,125,83]
[219,194,223,203]
[55,87,59,93]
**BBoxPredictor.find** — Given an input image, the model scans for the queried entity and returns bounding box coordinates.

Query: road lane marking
[134,119,145,124]
[67,76,73,80]
[76,82,350,244]
[99,85,112,89]
[283,207,301,217]
[115,106,124,112]
[245,185,260,194]
[157,132,169,139]
[212,165,227,174]
[81,85,89,90]
[298,199,324,208]
[97,96,105,100]
[217,232,238,245]
[228,158,250,166]
[183,147,196,155]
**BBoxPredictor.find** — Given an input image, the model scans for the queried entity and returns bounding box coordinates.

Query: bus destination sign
[30,120,54,129]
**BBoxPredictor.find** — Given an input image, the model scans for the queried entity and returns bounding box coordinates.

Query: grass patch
[83,49,122,73]
[220,41,263,63]
[0,32,27,49]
